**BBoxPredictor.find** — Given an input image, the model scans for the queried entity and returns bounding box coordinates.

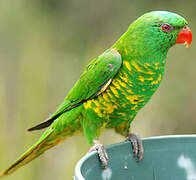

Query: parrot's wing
[28,49,122,131]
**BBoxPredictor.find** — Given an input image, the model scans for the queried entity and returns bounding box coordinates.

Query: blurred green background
[0,0,195,179]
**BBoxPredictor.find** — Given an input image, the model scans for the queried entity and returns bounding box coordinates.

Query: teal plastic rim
[74,134,196,180]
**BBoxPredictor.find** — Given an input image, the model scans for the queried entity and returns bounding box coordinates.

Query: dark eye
[161,24,171,32]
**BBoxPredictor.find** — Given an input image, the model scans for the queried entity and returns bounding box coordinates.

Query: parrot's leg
[88,140,108,169]
[127,133,144,162]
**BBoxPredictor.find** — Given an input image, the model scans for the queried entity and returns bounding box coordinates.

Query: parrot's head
[118,11,192,60]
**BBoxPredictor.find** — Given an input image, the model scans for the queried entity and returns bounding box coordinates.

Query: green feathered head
[116,11,192,61]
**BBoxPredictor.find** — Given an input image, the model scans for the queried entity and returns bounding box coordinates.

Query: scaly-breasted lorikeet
[0,11,192,177]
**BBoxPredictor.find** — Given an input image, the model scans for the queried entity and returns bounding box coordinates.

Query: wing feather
[28,49,122,131]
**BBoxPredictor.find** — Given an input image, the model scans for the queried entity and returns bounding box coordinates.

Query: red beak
[176,26,192,48]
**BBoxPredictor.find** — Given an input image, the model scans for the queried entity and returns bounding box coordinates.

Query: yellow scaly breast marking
[84,100,92,109]
[112,79,128,92]
[154,62,163,70]
[91,99,104,117]
[84,99,103,117]
[121,89,133,97]
[102,92,110,102]
[131,61,143,72]
[120,76,129,84]
[102,102,116,113]
[126,89,134,94]
[131,104,138,110]
[146,71,155,75]
[93,107,103,117]
[124,60,132,71]
[151,74,162,85]
[98,93,117,114]
[110,86,119,98]
[144,63,151,66]
[146,77,154,81]
[118,79,127,88]
[131,61,155,75]
[139,76,145,82]
[98,95,104,102]
[119,71,133,87]
[139,76,154,82]
[119,71,129,83]
[126,95,139,104]
[112,78,134,96]
[117,112,127,117]
[111,79,121,90]
[122,103,127,108]
[93,99,100,107]
[106,90,114,99]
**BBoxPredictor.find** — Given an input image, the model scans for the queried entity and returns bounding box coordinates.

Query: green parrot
[0,11,192,177]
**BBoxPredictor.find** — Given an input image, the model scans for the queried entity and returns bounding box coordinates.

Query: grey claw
[127,133,144,162]
[88,140,108,169]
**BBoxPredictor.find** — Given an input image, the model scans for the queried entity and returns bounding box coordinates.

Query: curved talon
[127,133,144,162]
[88,140,108,169]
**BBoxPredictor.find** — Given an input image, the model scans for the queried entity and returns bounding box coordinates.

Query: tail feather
[27,118,54,131]
[0,128,60,177]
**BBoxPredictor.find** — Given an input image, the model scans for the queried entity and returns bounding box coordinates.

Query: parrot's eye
[161,24,172,32]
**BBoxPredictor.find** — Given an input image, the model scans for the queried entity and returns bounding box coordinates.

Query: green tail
[0,128,59,177]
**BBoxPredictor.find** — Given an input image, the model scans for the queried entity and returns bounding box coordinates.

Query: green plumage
[0,11,189,177]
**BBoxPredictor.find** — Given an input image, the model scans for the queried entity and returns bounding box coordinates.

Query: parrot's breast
[84,58,166,127]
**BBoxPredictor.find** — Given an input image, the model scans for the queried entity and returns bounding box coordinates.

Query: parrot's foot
[127,133,144,162]
[88,140,108,169]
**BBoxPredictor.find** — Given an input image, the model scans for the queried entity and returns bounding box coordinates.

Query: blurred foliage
[0,0,196,179]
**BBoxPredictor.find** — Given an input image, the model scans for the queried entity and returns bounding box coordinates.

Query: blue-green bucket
[75,135,196,180]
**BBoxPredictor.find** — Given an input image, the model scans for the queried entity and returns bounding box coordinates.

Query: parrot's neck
[112,27,169,64]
